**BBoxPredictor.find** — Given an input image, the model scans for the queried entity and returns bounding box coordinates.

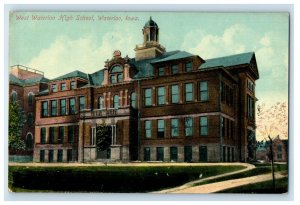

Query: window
[200,81,208,101]
[12,92,17,102]
[185,117,193,137]
[184,146,192,162]
[49,127,55,144]
[70,81,76,90]
[42,101,48,117]
[171,65,178,74]
[185,83,193,102]
[171,85,179,103]
[171,118,179,137]
[40,128,46,144]
[221,82,225,102]
[48,150,54,162]
[57,150,63,162]
[156,147,164,161]
[227,147,231,162]
[110,75,116,84]
[51,100,57,116]
[221,117,225,138]
[61,83,66,91]
[144,88,152,106]
[111,65,123,73]
[185,62,192,72]
[144,147,151,161]
[170,147,178,162]
[145,120,152,138]
[60,99,66,115]
[69,98,76,114]
[247,80,255,92]
[117,74,123,83]
[130,92,136,108]
[98,97,103,109]
[27,113,34,126]
[67,149,72,162]
[51,84,57,92]
[28,93,34,106]
[91,127,96,145]
[200,116,208,136]
[157,119,165,138]
[247,95,255,119]
[157,87,165,105]
[25,133,33,149]
[158,67,165,76]
[68,125,74,143]
[58,126,64,143]
[113,95,119,109]
[79,96,85,111]
[199,146,208,162]
[40,150,45,162]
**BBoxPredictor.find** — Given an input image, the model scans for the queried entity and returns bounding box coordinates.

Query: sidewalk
[154,163,255,193]
[160,172,286,194]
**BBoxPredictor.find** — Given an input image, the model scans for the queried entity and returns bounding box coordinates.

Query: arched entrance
[96,125,112,159]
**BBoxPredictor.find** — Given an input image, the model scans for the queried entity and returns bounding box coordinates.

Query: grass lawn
[193,163,287,187]
[217,177,288,194]
[9,165,244,193]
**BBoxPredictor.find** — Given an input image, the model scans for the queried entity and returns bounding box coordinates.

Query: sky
[9,12,289,139]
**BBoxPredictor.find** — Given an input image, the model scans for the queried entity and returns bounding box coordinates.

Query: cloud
[181,24,248,59]
[27,29,136,79]
[181,24,289,105]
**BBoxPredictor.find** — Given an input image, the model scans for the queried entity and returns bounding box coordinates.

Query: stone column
[192,146,199,162]
[120,90,123,107]
[125,89,128,106]
[178,146,184,162]
[107,92,111,108]
[103,92,106,108]
[78,121,84,163]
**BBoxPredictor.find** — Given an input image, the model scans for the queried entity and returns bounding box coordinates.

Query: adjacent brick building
[9,65,49,154]
[10,17,259,163]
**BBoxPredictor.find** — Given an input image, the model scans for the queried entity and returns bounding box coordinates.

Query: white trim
[27,91,35,96]
[26,132,33,139]
[35,122,79,127]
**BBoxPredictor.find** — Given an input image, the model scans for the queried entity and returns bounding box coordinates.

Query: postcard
[8,11,289,194]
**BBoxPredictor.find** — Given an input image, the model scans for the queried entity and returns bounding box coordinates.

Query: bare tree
[256,101,288,191]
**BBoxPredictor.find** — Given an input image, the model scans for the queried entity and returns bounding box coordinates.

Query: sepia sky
[9,12,289,107]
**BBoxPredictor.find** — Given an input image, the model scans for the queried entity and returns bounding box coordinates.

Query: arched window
[111,65,123,73]
[26,133,33,150]
[28,93,34,106]
[113,95,119,109]
[109,65,123,84]
[11,91,17,102]
[131,92,136,108]
[117,74,123,83]
[98,96,103,109]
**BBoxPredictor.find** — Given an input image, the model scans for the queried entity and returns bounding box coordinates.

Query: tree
[9,102,26,151]
[96,123,111,152]
[247,130,257,162]
[256,102,288,140]
[256,102,288,192]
